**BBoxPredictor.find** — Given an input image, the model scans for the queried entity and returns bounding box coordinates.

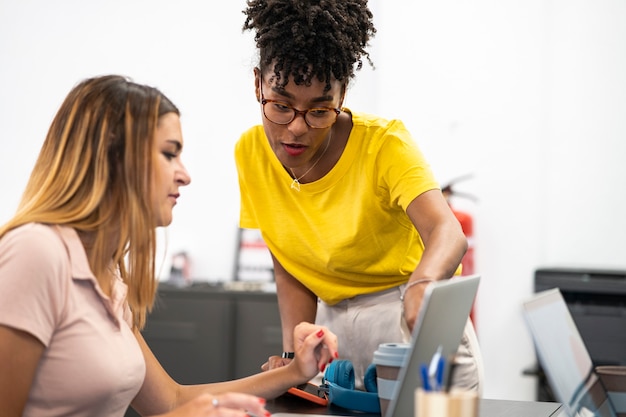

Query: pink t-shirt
[0,223,146,417]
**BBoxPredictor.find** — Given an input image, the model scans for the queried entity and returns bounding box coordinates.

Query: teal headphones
[322,360,381,413]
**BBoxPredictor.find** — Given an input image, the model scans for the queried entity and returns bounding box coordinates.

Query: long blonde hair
[0,75,179,329]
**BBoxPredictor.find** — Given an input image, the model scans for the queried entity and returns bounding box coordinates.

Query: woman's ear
[254,68,261,103]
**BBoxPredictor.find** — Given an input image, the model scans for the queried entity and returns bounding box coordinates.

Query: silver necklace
[289,131,332,191]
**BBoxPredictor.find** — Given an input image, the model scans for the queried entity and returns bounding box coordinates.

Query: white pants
[315,286,484,394]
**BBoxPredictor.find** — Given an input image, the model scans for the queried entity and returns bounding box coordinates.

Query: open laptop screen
[523,288,615,417]
[387,275,481,417]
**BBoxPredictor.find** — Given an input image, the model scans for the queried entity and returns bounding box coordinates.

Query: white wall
[1,0,625,402]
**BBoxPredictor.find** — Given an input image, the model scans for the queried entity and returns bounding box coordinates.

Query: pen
[420,363,431,391]
[435,356,445,391]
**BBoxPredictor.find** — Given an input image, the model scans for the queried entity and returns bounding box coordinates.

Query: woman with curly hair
[0,75,338,417]
[236,0,483,395]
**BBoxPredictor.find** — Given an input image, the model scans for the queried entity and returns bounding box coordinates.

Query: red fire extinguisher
[442,175,477,323]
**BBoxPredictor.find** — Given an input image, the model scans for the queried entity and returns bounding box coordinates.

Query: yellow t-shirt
[235,110,440,305]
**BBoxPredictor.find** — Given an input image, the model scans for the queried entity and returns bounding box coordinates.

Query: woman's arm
[267,253,318,367]
[403,189,468,330]
[0,325,45,417]
[131,322,337,416]
[186,322,336,397]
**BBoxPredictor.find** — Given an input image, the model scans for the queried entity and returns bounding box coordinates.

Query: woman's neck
[76,228,119,296]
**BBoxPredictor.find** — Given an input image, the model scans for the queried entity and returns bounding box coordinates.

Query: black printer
[529,267,626,401]
[535,267,626,367]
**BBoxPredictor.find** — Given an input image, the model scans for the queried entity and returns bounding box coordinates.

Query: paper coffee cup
[373,342,410,416]
[596,366,626,417]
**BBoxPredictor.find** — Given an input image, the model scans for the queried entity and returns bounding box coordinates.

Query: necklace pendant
[287,130,332,191]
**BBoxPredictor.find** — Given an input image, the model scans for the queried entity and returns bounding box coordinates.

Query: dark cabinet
[233,294,283,378]
[141,289,235,384]
[126,283,282,416]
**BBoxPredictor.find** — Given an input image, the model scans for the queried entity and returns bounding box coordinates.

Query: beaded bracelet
[400,279,434,302]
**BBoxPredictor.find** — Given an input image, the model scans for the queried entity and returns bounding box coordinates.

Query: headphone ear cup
[323,360,381,414]
[364,363,378,393]
[325,360,355,390]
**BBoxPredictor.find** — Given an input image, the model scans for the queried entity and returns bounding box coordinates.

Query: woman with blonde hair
[0,75,338,417]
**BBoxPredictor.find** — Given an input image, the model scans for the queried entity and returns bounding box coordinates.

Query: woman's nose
[287,112,310,136]
[177,165,191,186]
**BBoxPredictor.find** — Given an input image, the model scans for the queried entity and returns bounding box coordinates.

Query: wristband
[400,279,434,302]
[281,352,295,359]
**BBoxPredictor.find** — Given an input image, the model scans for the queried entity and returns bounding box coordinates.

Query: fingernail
[334,351,339,358]
[265,412,272,417]
[320,363,326,372]
[259,398,266,405]
[329,358,334,364]
[316,329,324,338]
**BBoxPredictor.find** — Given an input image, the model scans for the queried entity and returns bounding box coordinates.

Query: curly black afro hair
[243,0,376,92]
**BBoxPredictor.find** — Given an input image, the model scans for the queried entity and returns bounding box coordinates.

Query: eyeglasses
[260,83,341,129]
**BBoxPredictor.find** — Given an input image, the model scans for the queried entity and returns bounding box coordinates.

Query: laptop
[274,274,481,417]
[523,288,616,417]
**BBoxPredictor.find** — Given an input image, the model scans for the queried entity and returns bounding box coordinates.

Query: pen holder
[415,388,479,417]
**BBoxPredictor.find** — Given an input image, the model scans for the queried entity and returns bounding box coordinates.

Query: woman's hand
[261,355,291,371]
[401,281,430,332]
[161,392,269,417]
[289,322,339,380]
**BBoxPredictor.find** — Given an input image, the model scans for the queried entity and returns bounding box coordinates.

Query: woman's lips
[168,194,179,205]
[283,143,307,156]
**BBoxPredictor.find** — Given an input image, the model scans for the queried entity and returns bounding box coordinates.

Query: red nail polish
[265,412,271,417]
[329,358,334,364]
[320,363,326,372]
[316,329,324,337]
[258,398,266,405]
[334,351,339,358]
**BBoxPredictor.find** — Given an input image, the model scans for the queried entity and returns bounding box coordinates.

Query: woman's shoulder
[349,110,408,132]
[0,223,68,267]
[235,124,269,156]
[2,222,62,244]
[0,223,77,347]
[347,111,416,156]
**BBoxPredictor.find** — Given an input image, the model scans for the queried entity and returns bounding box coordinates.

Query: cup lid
[373,342,411,366]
